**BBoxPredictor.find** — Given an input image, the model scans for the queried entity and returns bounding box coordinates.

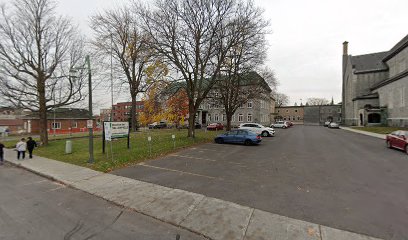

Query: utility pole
[86,55,94,164]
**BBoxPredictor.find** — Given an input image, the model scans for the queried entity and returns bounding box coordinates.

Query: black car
[148,121,167,129]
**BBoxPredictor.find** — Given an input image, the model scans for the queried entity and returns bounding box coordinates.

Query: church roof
[383,34,408,61]
[351,51,389,74]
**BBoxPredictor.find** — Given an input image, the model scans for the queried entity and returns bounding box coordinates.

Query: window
[215,92,219,98]
[247,113,253,122]
[51,122,61,129]
[338,108,342,113]
[247,101,253,108]
[389,91,394,109]
[238,114,243,122]
[208,114,211,122]
[232,114,235,122]
[295,109,298,112]
[292,116,296,121]
[297,116,300,120]
[286,110,289,113]
[208,104,212,109]
[222,114,226,121]
[214,114,219,122]
[283,117,286,120]
[71,121,78,128]
[277,110,280,113]
[239,102,244,108]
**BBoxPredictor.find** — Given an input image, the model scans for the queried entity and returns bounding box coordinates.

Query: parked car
[214,129,262,145]
[286,121,293,127]
[207,123,224,131]
[148,121,167,129]
[238,123,275,137]
[186,122,202,129]
[386,130,408,154]
[328,122,340,129]
[324,121,331,127]
[271,121,288,129]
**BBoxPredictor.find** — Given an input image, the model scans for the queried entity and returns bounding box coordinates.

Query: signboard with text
[104,122,129,141]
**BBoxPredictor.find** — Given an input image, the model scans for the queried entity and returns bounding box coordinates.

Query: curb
[340,127,386,140]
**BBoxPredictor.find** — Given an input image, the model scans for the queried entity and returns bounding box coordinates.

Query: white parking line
[170,154,247,167]
[138,162,223,180]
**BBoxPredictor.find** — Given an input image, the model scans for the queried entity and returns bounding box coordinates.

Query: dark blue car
[214,129,262,145]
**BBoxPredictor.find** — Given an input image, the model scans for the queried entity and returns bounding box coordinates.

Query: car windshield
[209,123,217,126]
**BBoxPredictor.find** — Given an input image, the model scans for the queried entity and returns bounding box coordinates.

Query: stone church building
[342,34,408,127]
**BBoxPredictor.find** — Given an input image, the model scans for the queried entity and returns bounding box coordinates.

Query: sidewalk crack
[241,208,255,240]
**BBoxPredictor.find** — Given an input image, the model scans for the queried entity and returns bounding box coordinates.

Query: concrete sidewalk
[3,149,382,240]
[340,127,386,140]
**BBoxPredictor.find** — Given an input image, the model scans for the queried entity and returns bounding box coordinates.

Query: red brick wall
[24,119,99,134]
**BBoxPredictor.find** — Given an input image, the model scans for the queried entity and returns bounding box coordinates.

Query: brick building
[112,101,144,122]
[275,106,304,124]
[275,104,342,125]
[22,108,97,134]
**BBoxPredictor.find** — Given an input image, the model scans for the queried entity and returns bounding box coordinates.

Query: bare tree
[138,0,265,137]
[274,92,290,107]
[91,6,164,132]
[306,97,330,106]
[212,2,270,131]
[0,0,86,145]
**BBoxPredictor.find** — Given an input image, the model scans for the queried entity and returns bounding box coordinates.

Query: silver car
[328,122,340,129]
[271,121,288,129]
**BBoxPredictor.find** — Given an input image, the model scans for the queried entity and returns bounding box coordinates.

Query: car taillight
[257,135,261,139]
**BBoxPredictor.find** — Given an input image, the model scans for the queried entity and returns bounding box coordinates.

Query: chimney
[343,41,348,55]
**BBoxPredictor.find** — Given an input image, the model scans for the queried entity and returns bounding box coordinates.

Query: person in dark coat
[26,137,37,159]
[0,141,4,165]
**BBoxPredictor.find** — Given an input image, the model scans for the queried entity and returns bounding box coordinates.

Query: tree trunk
[38,80,48,145]
[131,93,138,132]
[226,113,232,131]
[188,101,196,138]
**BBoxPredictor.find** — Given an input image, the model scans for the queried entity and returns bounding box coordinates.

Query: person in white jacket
[16,138,27,160]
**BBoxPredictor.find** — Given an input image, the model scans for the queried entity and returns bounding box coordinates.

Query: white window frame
[238,114,243,122]
[71,121,78,128]
[208,114,211,122]
[214,113,219,122]
[247,113,253,122]
[247,101,253,108]
[52,122,61,129]
[222,114,226,122]
[239,102,244,108]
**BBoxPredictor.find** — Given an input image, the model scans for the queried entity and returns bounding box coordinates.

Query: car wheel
[282,126,286,129]
[216,138,223,144]
[262,131,269,137]
[386,141,392,148]
[244,139,252,146]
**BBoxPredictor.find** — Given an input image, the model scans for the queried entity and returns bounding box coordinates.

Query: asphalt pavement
[113,125,408,240]
[0,163,206,240]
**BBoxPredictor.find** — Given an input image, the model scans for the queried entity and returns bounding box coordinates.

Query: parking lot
[113,125,408,240]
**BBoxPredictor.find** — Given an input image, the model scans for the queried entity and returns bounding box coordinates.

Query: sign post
[172,134,176,149]
[148,136,152,156]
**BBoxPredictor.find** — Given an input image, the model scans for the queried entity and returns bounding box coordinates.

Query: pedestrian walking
[26,137,37,159]
[16,138,27,160]
[0,141,4,165]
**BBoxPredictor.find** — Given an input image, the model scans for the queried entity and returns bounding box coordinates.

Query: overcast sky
[3,0,408,108]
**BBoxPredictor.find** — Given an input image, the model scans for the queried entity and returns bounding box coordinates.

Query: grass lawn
[25,129,220,172]
[351,126,408,135]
